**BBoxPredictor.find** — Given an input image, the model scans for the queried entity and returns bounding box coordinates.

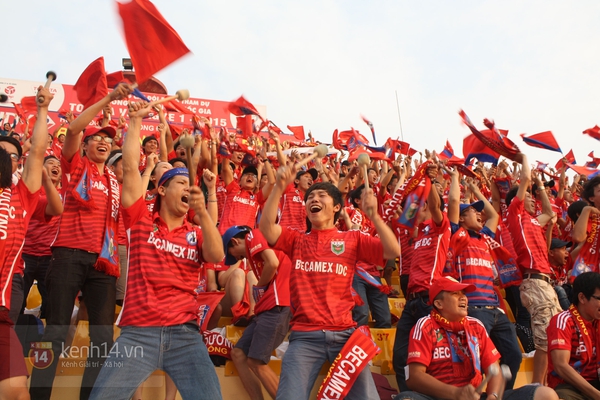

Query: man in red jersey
[505,153,562,384]
[547,272,600,400]
[224,225,291,400]
[396,276,557,400]
[0,86,52,400]
[259,163,400,399]
[393,162,451,392]
[278,168,316,231]
[30,83,132,400]
[89,101,223,400]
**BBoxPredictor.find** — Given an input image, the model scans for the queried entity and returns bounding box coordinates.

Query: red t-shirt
[407,315,500,387]
[118,197,206,327]
[218,181,265,234]
[0,180,39,309]
[342,206,380,276]
[144,190,157,214]
[392,221,415,276]
[52,152,113,253]
[547,309,598,388]
[278,184,307,232]
[407,214,451,295]
[22,191,61,257]
[245,229,291,315]
[273,226,384,331]
[506,196,551,274]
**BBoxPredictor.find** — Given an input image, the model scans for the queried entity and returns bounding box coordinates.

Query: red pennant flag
[11,102,26,120]
[555,149,576,170]
[585,151,600,169]
[287,125,305,141]
[520,131,561,153]
[117,0,191,84]
[20,97,38,114]
[583,125,600,141]
[236,115,253,139]
[360,115,376,145]
[164,100,194,115]
[73,57,108,109]
[348,148,391,163]
[228,95,260,117]
[106,71,125,88]
[384,138,411,155]
[332,129,344,150]
[459,110,520,162]
[462,131,501,165]
[566,163,599,178]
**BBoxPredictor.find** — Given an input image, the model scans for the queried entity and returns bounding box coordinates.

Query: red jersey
[0,180,39,309]
[215,179,227,223]
[278,184,307,231]
[273,226,384,331]
[52,152,114,253]
[144,190,157,214]
[506,196,552,274]
[245,229,291,315]
[22,191,61,257]
[547,309,598,388]
[218,181,265,234]
[343,206,379,276]
[407,315,500,387]
[118,197,206,327]
[407,214,451,295]
[392,221,415,276]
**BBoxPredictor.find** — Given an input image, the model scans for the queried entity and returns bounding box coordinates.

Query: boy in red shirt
[259,163,400,399]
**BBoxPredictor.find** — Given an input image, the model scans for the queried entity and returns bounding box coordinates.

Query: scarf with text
[382,160,432,224]
[569,305,594,373]
[431,309,483,387]
[317,325,380,400]
[71,156,120,277]
[571,213,600,281]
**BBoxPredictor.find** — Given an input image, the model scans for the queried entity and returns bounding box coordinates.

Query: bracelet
[488,393,498,399]
[208,193,216,197]
[207,200,218,203]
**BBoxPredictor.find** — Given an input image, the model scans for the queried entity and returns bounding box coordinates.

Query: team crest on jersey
[331,240,345,255]
[186,231,197,246]
[153,224,158,233]
[423,225,430,235]
[435,329,443,342]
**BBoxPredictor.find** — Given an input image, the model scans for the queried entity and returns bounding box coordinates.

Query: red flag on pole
[117,0,191,84]
[287,125,305,141]
[106,71,125,88]
[583,125,600,141]
[20,97,38,114]
[73,57,108,110]
[228,95,260,117]
[555,149,576,170]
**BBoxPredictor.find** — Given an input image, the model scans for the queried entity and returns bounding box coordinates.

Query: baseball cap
[0,136,23,158]
[241,166,258,177]
[142,135,159,146]
[83,126,117,141]
[459,200,484,215]
[429,276,476,305]
[157,167,189,188]
[295,168,318,181]
[550,238,572,250]
[222,225,252,265]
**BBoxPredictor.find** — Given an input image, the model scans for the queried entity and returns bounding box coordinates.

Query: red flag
[459,110,520,162]
[332,129,344,150]
[117,0,191,84]
[228,95,260,117]
[106,71,125,88]
[520,131,561,153]
[586,151,600,169]
[583,125,600,141]
[348,148,391,163]
[11,102,26,120]
[385,138,411,155]
[20,97,38,114]
[555,149,576,170]
[236,116,253,139]
[462,131,501,165]
[360,115,376,145]
[287,125,305,141]
[73,57,108,109]
[566,163,599,178]
[164,100,194,115]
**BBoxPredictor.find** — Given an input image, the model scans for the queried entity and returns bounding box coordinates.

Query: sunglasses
[88,135,114,144]
[9,153,20,162]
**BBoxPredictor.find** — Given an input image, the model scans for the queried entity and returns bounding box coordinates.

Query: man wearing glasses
[30,83,132,400]
[547,272,600,400]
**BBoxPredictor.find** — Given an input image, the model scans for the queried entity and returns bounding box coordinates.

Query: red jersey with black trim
[245,229,291,314]
[547,309,598,388]
[118,197,206,327]
[273,226,384,331]
[0,180,39,309]
[407,214,451,295]
[218,181,265,234]
[278,184,307,232]
[52,152,112,252]
[506,196,552,274]
[22,191,61,257]
[407,315,500,387]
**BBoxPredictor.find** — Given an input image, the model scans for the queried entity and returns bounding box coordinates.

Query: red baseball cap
[429,276,476,305]
[83,126,117,141]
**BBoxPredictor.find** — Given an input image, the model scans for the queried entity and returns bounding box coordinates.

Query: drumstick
[475,364,499,394]
[37,71,57,104]
[357,153,371,190]
[294,144,328,169]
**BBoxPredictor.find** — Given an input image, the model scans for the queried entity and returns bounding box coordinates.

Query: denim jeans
[29,247,116,400]
[396,384,539,400]
[276,328,378,400]
[352,274,391,328]
[468,306,521,389]
[554,284,571,311]
[21,253,51,317]
[89,324,222,400]
[392,295,432,391]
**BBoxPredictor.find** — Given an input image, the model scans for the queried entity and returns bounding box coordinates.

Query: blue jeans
[393,295,432,391]
[396,384,539,399]
[352,274,391,328]
[468,306,521,390]
[277,328,377,400]
[89,324,222,400]
[554,284,571,311]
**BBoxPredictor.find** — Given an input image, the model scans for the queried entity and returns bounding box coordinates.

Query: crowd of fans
[1,83,600,400]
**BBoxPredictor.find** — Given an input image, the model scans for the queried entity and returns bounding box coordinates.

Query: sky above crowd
[4,1,600,173]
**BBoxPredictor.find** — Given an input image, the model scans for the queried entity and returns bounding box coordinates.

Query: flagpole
[395,90,404,141]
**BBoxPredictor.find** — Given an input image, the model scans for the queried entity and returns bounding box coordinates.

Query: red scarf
[431,309,483,387]
[569,304,594,370]
[571,213,600,281]
[71,157,120,277]
[382,160,431,223]
[317,326,380,400]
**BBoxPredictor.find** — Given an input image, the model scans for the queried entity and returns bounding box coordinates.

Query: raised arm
[122,101,152,208]
[533,170,554,227]
[469,179,499,233]
[445,165,460,224]
[361,186,400,260]
[42,169,63,216]
[259,165,295,245]
[191,186,224,263]
[515,153,531,201]
[22,86,53,193]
